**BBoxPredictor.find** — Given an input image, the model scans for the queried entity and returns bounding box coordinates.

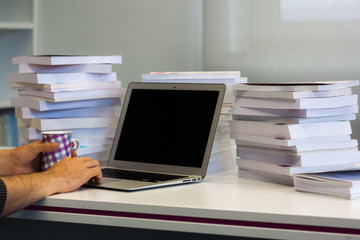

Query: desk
[9,169,360,240]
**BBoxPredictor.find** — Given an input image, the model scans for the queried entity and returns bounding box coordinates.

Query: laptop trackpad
[98,177,156,190]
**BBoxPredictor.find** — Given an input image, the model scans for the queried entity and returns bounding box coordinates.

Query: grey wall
[36,0,360,139]
[204,0,360,82]
[203,0,360,140]
[36,0,203,88]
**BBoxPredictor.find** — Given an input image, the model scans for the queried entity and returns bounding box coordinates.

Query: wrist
[0,150,14,176]
[40,171,61,196]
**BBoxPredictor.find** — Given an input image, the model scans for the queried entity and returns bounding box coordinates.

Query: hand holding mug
[41,131,80,171]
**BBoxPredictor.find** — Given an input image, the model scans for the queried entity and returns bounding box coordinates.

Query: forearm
[0,172,58,217]
[0,150,14,176]
[0,156,102,217]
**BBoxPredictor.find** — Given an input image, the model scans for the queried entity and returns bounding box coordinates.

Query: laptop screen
[114,88,219,168]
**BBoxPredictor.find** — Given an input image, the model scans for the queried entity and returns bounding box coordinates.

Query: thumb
[32,141,59,153]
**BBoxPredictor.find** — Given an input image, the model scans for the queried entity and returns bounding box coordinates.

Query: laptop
[88,82,226,191]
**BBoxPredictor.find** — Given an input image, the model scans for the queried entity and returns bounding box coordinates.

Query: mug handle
[71,138,80,152]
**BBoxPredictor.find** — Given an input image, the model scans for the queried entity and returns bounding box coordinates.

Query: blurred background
[1,0,360,138]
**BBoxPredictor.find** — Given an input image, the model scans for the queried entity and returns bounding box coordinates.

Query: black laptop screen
[114,89,219,168]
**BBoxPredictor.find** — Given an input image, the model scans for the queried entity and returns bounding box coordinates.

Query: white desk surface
[10,169,360,240]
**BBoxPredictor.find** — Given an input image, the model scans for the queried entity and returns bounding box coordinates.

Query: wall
[35,0,360,139]
[36,0,203,88]
[203,0,360,82]
[0,0,34,106]
[203,0,360,140]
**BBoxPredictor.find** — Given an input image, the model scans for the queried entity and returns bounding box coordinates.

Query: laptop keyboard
[102,168,188,183]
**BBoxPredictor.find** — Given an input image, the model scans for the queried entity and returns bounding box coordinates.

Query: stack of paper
[230,81,360,185]
[8,55,126,162]
[142,71,247,174]
[294,170,360,199]
[0,109,18,147]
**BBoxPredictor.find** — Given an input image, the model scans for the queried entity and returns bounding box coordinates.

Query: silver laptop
[88,82,226,191]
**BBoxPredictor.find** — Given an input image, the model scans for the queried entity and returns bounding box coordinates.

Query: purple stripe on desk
[25,205,360,235]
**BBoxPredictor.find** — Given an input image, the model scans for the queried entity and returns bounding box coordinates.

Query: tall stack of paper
[7,55,126,162]
[230,81,360,185]
[142,71,247,174]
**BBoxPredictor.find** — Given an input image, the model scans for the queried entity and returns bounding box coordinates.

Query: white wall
[36,0,360,140]
[203,0,360,140]
[204,0,360,82]
[36,0,203,88]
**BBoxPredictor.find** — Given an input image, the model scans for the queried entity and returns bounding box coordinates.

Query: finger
[75,156,94,163]
[95,175,102,184]
[71,150,77,157]
[77,157,99,165]
[86,164,102,184]
[92,168,103,184]
[86,159,101,168]
[31,141,59,153]
[88,177,96,184]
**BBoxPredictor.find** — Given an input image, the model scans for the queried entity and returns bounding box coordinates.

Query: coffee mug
[41,131,80,171]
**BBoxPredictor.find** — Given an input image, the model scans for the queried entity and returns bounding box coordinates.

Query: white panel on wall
[280,0,360,22]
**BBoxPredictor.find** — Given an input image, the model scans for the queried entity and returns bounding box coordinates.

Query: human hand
[45,156,102,194]
[9,140,59,175]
